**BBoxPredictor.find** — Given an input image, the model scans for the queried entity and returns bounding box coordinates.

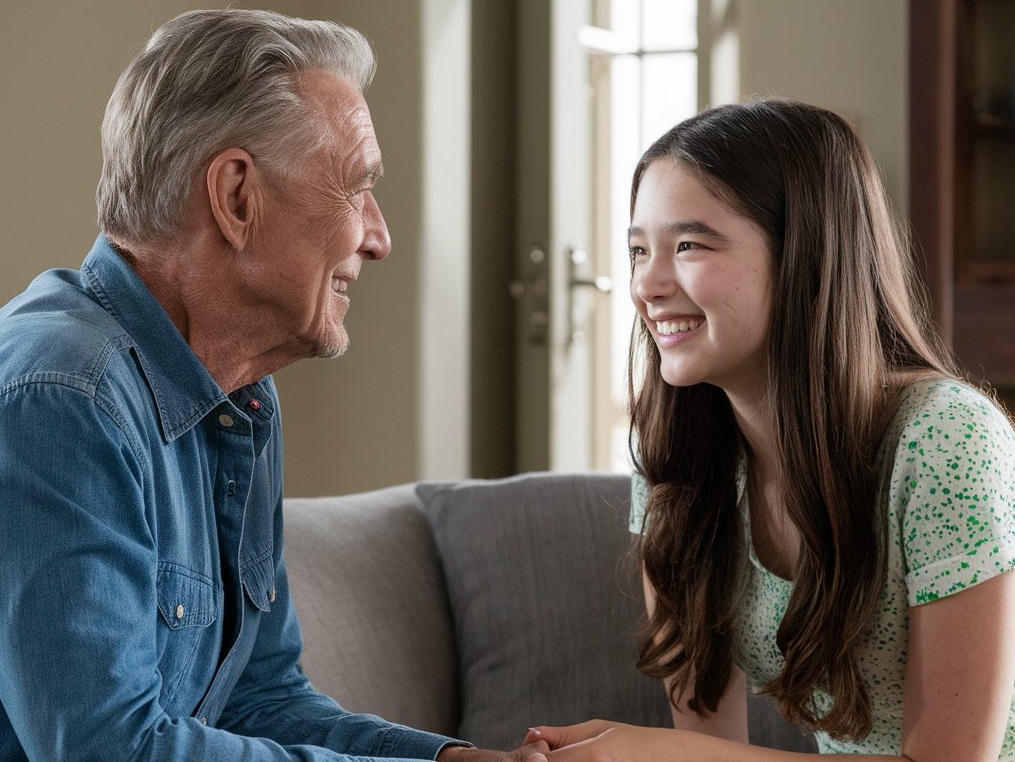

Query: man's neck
[111,234,308,393]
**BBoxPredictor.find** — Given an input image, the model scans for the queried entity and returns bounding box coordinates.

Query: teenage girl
[526,99,1015,761]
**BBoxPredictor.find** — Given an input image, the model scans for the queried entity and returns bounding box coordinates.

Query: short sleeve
[629,473,649,535]
[891,383,1015,606]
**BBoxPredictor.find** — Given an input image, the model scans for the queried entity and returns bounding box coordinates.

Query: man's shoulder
[0,268,134,395]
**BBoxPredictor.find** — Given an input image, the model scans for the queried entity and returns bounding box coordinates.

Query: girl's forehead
[633,162,744,224]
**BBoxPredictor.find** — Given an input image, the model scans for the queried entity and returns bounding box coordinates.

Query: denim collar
[80,235,272,443]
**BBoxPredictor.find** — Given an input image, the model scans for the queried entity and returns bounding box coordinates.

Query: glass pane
[598,10,699,472]
[642,0,697,51]
[608,54,641,471]
[608,0,641,51]
[640,52,698,149]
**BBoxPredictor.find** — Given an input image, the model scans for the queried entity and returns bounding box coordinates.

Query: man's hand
[436,740,550,762]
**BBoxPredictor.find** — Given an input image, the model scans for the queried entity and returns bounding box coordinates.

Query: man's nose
[361,191,391,260]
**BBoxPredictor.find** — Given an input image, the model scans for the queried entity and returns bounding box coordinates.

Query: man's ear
[206,148,260,250]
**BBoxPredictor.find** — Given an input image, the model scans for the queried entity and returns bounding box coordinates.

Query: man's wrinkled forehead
[293,70,382,185]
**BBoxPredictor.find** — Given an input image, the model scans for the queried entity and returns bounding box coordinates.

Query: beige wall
[737,0,909,213]
[0,0,909,496]
[269,1,426,496]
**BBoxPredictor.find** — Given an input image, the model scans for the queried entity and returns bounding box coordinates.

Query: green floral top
[630,379,1015,755]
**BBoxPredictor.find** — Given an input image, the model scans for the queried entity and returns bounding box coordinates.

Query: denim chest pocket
[155,563,220,714]
[156,564,218,629]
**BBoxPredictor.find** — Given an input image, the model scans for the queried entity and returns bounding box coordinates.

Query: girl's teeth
[657,319,702,335]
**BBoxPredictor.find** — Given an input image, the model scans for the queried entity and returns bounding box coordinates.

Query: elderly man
[0,9,546,762]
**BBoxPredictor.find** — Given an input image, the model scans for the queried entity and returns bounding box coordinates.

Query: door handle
[568,243,612,344]
[570,247,613,293]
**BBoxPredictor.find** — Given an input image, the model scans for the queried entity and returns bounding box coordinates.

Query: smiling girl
[526,99,1015,760]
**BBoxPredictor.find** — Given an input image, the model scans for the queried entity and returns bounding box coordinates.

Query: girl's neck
[726,386,778,479]
[726,386,799,579]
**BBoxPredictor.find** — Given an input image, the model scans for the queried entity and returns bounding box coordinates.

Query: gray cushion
[417,472,671,750]
[284,485,458,736]
[748,695,817,751]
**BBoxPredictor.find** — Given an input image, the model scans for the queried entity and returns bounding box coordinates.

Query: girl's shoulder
[888,377,1014,450]
[886,378,1015,605]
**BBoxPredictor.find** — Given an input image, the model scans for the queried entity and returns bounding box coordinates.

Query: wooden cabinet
[910,0,1015,394]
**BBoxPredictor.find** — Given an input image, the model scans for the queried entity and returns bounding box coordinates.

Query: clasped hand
[434,720,638,762]
[436,739,550,762]
[522,720,642,761]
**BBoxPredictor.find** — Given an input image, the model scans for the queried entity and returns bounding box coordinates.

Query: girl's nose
[631,254,675,304]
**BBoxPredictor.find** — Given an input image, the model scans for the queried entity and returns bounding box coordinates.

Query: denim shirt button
[175,604,184,620]
[201,717,208,725]
[218,414,234,428]
[269,587,276,603]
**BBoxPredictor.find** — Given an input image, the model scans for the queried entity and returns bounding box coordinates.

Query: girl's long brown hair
[630,99,958,739]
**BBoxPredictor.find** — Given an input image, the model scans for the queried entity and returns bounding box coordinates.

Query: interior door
[513,0,608,473]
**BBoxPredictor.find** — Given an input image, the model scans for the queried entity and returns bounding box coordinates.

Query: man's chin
[315,332,350,360]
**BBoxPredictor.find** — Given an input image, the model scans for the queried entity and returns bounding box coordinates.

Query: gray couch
[283,471,816,754]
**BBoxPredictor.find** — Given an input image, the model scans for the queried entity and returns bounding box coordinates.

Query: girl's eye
[628,246,646,261]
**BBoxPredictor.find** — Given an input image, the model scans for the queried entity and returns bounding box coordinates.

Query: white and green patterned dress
[630,379,1015,755]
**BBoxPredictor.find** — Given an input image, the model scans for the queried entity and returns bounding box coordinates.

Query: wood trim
[908,0,957,341]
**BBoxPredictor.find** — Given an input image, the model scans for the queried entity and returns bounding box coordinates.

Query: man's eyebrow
[356,162,384,188]
[627,220,729,242]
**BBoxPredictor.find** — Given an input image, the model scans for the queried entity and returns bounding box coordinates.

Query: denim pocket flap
[157,564,217,630]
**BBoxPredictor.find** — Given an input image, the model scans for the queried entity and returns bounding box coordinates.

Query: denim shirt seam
[0,369,152,472]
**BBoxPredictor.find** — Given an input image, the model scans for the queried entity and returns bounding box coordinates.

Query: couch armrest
[284,484,458,737]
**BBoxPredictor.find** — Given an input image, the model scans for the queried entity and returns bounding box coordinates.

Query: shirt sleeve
[890,383,1015,606]
[220,563,459,758]
[217,413,460,758]
[218,554,458,758]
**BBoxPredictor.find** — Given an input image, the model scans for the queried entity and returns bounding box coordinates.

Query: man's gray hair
[96,8,376,244]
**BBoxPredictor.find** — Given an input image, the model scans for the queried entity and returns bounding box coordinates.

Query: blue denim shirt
[0,236,460,761]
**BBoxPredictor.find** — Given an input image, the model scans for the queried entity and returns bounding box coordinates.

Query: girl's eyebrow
[627,220,730,243]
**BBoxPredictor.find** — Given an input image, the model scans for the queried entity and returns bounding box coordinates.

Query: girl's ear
[206,148,261,250]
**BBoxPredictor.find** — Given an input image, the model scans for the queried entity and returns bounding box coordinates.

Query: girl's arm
[526,569,1015,762]
[666,668,748,740]
[640,568,749,742]
[901,569,1015,761]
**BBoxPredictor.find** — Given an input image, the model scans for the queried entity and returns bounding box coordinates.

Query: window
[584,0,701,471]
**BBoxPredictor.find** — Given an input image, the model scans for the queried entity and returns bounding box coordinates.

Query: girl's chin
[659,369,703,388]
